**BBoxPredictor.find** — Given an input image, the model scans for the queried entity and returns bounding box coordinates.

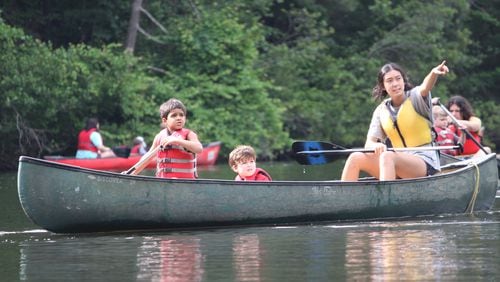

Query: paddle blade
[291,141,346,165]
[112,146,131,158]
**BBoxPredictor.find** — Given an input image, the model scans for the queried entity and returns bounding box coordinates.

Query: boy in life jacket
[432,105,461,156]
[128,98,203,178]
[229,145,272,181]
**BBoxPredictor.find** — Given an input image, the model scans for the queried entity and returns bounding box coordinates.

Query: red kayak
[44,141,222,171]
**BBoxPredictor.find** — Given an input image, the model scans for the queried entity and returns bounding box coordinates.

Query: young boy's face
[232,158,256,178]
[163,108,186,131]
[434,115,448,129]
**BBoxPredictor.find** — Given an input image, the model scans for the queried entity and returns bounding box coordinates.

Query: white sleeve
[367,103,387,142]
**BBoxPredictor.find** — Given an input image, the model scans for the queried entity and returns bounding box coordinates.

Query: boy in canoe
[127,98,203,178]
[341,61,449,181]
[229,145,272,181]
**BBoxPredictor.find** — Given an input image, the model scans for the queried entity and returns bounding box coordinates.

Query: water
[1,162,499,281]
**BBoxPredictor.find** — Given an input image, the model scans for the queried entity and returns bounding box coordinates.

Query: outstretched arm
[420,60,449,97]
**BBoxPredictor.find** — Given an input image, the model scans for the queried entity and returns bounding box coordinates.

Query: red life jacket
[130,144,141,155]
[435,127,458,156]
[156,128,197,179]
[449,125,481,155]
[77,128,98,153]
[235,168,272,181]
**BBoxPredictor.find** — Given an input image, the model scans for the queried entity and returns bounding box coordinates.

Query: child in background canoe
[127,98,203,178]
[229,145,272,181]
[130,136,148,156]
[432,105,461,156]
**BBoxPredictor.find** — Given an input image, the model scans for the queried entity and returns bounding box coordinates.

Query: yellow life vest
[380,98,432,148]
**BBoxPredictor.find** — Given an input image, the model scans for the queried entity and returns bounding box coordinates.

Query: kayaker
[229,145,272,181]
[432,105,461,156]
[76,117,116,159]
[341,61,449,181]
[130,136,148,156]
[127,98,203,178]
[445,95,491,157]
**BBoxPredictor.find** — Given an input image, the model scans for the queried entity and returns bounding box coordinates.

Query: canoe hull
[43,141,221,170]
[18,154,498,233]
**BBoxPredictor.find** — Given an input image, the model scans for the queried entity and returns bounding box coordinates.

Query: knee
[346,152,365,164]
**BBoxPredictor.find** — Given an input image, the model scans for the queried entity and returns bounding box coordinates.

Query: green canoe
[17,154,498,234]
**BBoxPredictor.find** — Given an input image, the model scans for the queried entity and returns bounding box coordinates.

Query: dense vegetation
[0,0,498,170]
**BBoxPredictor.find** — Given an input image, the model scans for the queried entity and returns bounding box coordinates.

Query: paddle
[292,141,348,165]
[292,141,461,165]
[124,145,161,174]
[433,98,489,154]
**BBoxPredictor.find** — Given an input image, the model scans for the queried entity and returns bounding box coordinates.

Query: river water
[1,161,499,281]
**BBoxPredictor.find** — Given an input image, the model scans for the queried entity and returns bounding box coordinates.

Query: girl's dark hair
[372,63,414,100]
[85,118,99,131]
[446,95,474,120]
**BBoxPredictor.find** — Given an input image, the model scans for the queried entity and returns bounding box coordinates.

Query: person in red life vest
[128,98,203,178]
[130,136,148,156]
[76,118,116,159]
[229,145,272,181]
[432,105,462,156]
[446,95,491,157]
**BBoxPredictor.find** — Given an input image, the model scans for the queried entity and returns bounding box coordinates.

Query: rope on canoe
[465,161,480,214]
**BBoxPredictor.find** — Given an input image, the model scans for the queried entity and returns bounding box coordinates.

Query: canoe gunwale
[19,155,486,185]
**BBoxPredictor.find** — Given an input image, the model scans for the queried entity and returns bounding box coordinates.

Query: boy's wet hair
[229,145,256,168]
[159,98,187,118]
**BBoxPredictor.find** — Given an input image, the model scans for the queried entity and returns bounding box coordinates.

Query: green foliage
[0,0,499,170]
[0,21,160,169]
[149,6,290,159]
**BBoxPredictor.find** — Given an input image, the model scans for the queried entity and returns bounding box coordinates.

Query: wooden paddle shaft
[125,145,161,174]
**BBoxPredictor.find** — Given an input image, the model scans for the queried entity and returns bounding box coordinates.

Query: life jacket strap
[157,158,195,164]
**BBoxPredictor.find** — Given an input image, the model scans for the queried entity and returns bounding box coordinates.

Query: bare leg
[379,152,427,180]
[341,152,381,181]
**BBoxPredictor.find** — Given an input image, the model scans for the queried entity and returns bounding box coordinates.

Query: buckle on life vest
[158,158,195,164]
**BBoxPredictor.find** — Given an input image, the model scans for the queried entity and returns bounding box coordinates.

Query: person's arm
[457,116,482,133]
[419,60,449,98]
[365,135,387,155]
[162,131,203,154]
[364,104,387,154]
[90,132,112,154]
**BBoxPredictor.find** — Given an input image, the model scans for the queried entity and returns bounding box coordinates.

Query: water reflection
[233,234,262,281]
[342,220,500,280]
[137,236,204,281]
[12,217,500,281]
[346,229,455,280]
